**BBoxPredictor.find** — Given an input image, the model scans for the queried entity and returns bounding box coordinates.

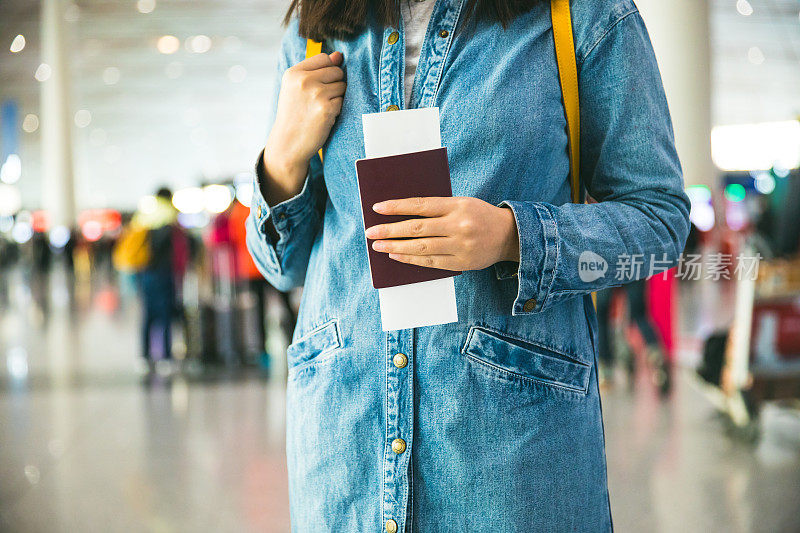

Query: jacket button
[391,438,406,454]
[393,353,408,368]
[257,205,263,218]
[387,31,399,45]
[439,29,449,38]
[523,298,537,312]
[385,519,398,533]
[386,104,399,111]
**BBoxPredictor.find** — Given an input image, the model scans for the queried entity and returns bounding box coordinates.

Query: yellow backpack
[112,224,151,272]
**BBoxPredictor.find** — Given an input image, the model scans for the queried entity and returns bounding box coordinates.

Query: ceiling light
[157,35,180,54]
[22,114,39,133]
[137,0,156,14]
[35,63,52,82]
[187,35,212,54]
[74,109,91,128]
[10,34,25,53]
[736,0,753,16]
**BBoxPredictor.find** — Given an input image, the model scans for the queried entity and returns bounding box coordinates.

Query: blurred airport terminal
[1,0,800,531]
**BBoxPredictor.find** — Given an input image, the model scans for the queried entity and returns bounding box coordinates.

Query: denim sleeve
[245,18,327,292]
[495,10,691,316]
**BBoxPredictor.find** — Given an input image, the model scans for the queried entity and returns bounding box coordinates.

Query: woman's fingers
[373,196,456,217]
[309,65,346,84]
[365,216,448,240]
[372,237,451,255]
[321,81,347,98]
[387,253,460,271]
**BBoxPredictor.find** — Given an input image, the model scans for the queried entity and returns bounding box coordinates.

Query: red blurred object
[229,201,261,280]
[78,209,122,233]
[750,298,800,364]
[647,268,677,363]
[31,210,50,232]
[94,287,120,313]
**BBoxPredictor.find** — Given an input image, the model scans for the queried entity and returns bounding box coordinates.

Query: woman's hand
[364,197,520,271]
[263,51,346,204]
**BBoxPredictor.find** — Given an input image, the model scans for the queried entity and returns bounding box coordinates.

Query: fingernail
[372,202,385,212]
[365,227,377,238]
[372,241,384,251]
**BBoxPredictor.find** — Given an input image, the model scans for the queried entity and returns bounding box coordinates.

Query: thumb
[328,51,344,66]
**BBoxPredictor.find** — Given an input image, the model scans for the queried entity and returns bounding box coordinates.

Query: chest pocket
[461,326,590,395]
[287,318,342,377]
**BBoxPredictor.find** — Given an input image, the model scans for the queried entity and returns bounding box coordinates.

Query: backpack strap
[306,38,322,58]
[551,0,581,204]
[306,39,325,161]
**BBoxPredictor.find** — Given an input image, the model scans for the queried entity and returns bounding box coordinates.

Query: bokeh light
[172,187,205,214]
[157,35,180,54]
[724,183,746,203]
[203,184,233,214]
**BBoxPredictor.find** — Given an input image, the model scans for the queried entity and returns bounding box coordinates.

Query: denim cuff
[494,201,559,315]
[250,148,318,266]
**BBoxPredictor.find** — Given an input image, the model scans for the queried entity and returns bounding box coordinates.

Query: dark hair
[283,0,543,41]
[155,187,173,200]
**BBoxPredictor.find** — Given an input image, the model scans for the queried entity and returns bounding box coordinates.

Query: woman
[246,0,690,530]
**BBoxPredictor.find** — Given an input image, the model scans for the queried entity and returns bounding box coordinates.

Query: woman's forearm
[260,142,310,207]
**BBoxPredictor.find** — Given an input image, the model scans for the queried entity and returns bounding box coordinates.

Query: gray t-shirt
[401,0,437,107]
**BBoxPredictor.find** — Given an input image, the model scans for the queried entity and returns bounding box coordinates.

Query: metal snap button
[391,438,406,454]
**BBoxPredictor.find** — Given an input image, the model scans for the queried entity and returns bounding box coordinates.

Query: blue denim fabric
[246,0,690,530]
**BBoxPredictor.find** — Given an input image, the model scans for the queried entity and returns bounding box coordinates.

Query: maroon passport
[355,147,461,289]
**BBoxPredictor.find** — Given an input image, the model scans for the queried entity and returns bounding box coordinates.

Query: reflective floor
[1,266,799,532]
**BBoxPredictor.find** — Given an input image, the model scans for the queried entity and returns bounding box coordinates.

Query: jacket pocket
[461,326,590,394]
[287,318,342,376]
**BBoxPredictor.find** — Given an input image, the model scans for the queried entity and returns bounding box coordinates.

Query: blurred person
[131,187,181,371]
[30,230,52,315]
[246,1,690,530]
[229,196,297,368]
[624,278,670,393]
[594,287,618,386]
[595,280,670,394]
[0,235,19,308]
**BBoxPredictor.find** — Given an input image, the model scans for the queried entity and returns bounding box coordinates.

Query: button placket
[383,328,414,532]
[411,0,465,109]
[378,20,405,112]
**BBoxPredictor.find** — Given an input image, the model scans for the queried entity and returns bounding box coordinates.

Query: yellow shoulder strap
[551,0,580,204]
[306,39,325,161]
[306,38,322,58]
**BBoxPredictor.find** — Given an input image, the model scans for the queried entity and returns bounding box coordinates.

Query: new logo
[578,251,607,283]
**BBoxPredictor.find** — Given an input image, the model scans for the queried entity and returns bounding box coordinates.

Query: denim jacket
[246,0,690,530]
